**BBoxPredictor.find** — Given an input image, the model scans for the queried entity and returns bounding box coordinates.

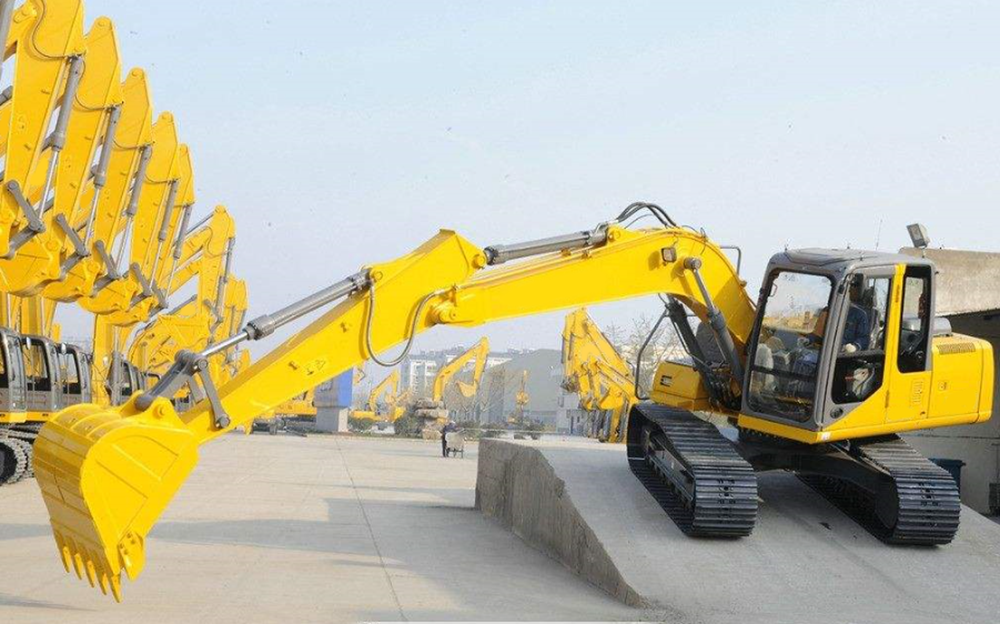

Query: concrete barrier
[475,437,645,607]
[476,438,1000,624]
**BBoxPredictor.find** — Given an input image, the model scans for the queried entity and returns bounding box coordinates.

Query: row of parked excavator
[0,0,248,485]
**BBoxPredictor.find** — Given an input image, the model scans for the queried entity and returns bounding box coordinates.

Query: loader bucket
[32,396,199,602]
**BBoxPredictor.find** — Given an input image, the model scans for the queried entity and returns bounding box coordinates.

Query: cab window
[748,270,834,421]
[898,266,931,373]
[832,275,891,404]
[61,351,82,394]
[23,340,52,392]
[0,338,7,389]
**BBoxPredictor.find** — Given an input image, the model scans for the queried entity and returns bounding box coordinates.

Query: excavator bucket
[32,397,198,602]
[456,380,478,398]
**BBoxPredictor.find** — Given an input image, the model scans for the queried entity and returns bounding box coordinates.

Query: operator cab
[58,343,92,406]
[105,355,146,405]
[22,334,63,414]
[0,328,27,414]
[742,249,938,433]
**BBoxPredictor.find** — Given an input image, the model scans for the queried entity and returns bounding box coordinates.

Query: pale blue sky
[60,1,1000,358]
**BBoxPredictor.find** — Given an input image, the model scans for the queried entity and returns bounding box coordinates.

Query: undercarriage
[627,404,961,544]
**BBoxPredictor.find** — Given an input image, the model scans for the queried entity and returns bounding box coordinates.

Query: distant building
[473,349,564,427]
[556,389,587,435]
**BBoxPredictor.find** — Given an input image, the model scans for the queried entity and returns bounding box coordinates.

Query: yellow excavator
[506,369,536,439]
[411,336,490,426]
[0,294,93,484]
[561,307,636,442]
[251,388,315,435]
[351,369,405,422]
[32,203,993,601]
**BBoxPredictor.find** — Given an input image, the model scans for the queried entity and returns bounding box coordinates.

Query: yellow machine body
[737,331,993,444]
[650,361,712,412]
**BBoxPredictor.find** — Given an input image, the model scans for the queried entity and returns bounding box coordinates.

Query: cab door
[44,341,63,411]
[886,265,933,423]
[1,334,27,412]
[77,350,93,403]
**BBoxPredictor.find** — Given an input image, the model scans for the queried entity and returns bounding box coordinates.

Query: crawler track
[0,432,31,484]
[0,422,42,484]
[800,435,960,545]
[627,404,757,537]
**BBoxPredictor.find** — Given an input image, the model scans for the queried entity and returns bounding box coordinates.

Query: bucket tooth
[54,532,72,573]
[71,549,85,580]
[109,575,122,603]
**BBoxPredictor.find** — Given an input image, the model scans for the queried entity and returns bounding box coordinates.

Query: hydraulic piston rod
[137,270,373,417]
[683,257,745,384]
[244,269,371,340]
[484,227,609,265]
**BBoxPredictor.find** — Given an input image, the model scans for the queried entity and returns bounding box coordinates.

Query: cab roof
[773,248,934,274]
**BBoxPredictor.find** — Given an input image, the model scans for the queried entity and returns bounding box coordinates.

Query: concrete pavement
[1,435,638,623]
[478,438,1000,624]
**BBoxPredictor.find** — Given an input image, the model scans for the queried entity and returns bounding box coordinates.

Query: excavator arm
[368,369,399,413]
[83,113,183,319]
[585,358,637,442]
[352,369,399,420]
[33,208,754,600]
[561,307,636,441]
[562,308,627,393]
[86,202,229,395]
[455,337,489,398]
[0,0,86,259]
[0,13,123,294]
[56,68,154,304]
[126,205,236,372]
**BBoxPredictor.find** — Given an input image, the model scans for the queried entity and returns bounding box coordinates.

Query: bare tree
[607,311,684,396]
